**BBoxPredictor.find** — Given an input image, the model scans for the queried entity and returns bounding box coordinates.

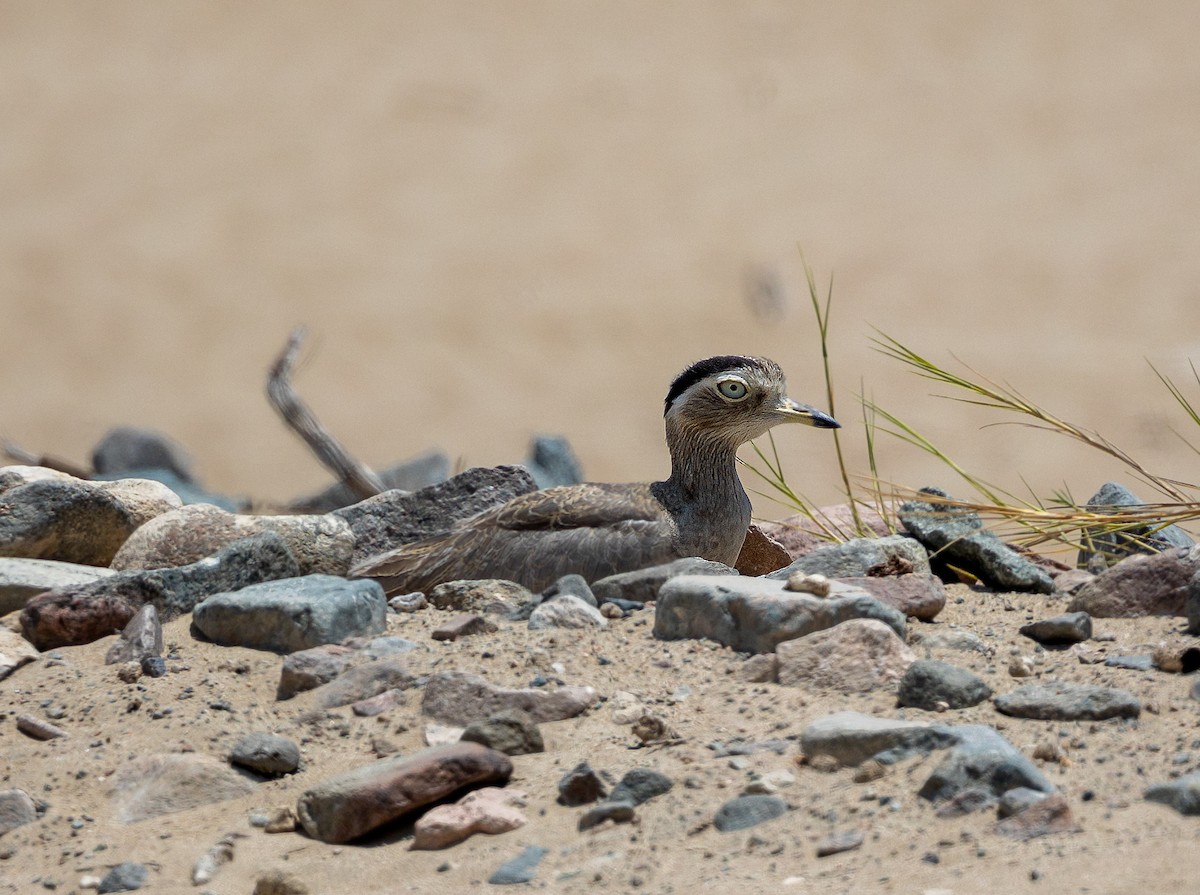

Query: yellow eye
[718,379,748,400]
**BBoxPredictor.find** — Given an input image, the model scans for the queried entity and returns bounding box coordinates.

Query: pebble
[557,762,608,806]
[528,595,608,630]
[816,829,864,857]
[897,659,993,710]
[712,794,788,832]
[229,733,301,776]
[1068,547,1200,617]
[609,768,673,805]
[97,862,148,893]
[460,709,545,756]
[1019,611,1093,644]
[578,800,636,831]
[428,579,533,615]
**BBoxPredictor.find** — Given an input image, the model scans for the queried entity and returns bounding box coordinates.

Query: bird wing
[490,482,664,531]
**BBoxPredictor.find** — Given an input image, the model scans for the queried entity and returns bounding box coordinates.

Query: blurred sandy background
[3,1,1199,513]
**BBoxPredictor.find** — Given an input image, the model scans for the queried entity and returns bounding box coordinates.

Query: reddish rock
[1067,547,1200,618]
[838,573,946,621]
[20,588,138,651]
[411,786,527,850]
[432,613,499,641]
[351,688,408,717]
[776,619,915,692]
[995,792,1079,839]
[276,645,355,700]
[734,525,792,576]
[295,742,513,844]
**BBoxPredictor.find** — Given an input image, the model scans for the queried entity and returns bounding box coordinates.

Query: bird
[352,355,839,595]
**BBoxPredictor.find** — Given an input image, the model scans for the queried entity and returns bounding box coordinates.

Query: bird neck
[662,421,746,504]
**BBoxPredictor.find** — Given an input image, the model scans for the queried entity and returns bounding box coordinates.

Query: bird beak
[776,398,841,429]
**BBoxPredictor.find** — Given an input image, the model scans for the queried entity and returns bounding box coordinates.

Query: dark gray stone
[288,450,451,513]
[800,711,955,767]
[557,762,607,806]
[140,655,166,677]
[917,725,1054,803]
[609,768,673,806]
[897,659,992,710]
[541,574,596,607]
[654,574,905,655]
[1077,481,1196,571]
[335,465,537,565]
[488,845,548,885]
[590,557,738,605]
[1020,612,1092,644]
[191,575,387,654]
[578,800,636,831]
[1144,772,1200,815]
[0,478,139,566]
[276,645,355,700]
[899,487,1054,593]
[713,794,788,832]
[97,861,149,893]
[104,604,163,665]
[0,558,115,617]
[460,709,545,756]
[230,733,301,776]
[994,683,1141,721]
[523,435,583,489]
[92,426,195,483]
[1068,547,1200,618]
[767,534,930,580]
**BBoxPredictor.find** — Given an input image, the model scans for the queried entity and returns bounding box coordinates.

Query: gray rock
[277,645,355,699]
[776,618,915,692]
[334,465,537,564]
[0,788,39,835]
[21,532,302,650]
[428,579,533,615]
[997,787,1050,819]
[313,657,416,709]
[104,603,163,665]
[590,557,738,605]
[541,573,596,606]
[288,450,451,513]
[0,557,116,617]
[1145,771,1200,815]
[609,768,673,806]
[767,534,930,580]
[1020,611,1092,644]
[523,435,584,489]
[111,503,355,577]
[557,762,607,806]
[110,753,257,823]
[897,659,993,710]
[230,733,301,776]
[713,794,788,832]
[488,845,549,885]
[191,575,387,654]
[421,671,597,725]
[994,682,1141,721]
[913,628,992,657]
[899,488,1054,593]
[1068,547,1200,618]
[528,595,607,630]
[461,709,545,756]
[97,861,149,893]
[1077,481,1196,570]
[1187,568,1200,635]
[800,711,952,767]
[578,800,636,831]
[654,574,905,655]
[0,477,144,566]
[92,426,195,483]
[92,468,241,512]
[917,725,1054,803]
[1105,654,1155,671]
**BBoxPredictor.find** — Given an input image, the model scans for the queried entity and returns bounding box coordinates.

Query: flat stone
[432,613,499,641]
[111,503,355,576]
[609,768,673,806]
[816,829,864,857]
[0,628,38,682]
[734,524,792,576]
[776,619,915,692]
[768,534,930,580]
[460,709,545,756]
[713,794,788,832]
[557,762,607,806]
[654,574,905,655]
[488,845,548,885]
[994,683,1141,721]
[335,465,537,565]
[1020,611,1093,644]
[995,792,1079,839]
[230,733,301,776]
[191,575,387,654]
[528,595,607,630]
[421,670,597,725]
[897,659,992,710]
[104,603,163,665]
[0,788,39,835]
[1104,654,1155,671]
[837,573,946,621]
[110,753,257,823]
[1068,547,1200,618]
[0,557,116,616]
[411,786,527,850]
[1144,771,1200,815]
[296,742,512,844]
[800,711,946,767]
[917,725,1054,803]
[590,557,738,605]
[314,657,416,709]
[1077,481,1196,570]
[428,579,533,615]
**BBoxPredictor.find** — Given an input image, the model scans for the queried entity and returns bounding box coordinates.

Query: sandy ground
[2,582,1200,894]
[3,2,1200,512]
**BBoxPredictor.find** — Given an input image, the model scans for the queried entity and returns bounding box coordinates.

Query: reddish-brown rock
[734,525,792,576]
[838,573,946,621]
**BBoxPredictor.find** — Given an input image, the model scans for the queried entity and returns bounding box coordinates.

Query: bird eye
[717,379,748,400]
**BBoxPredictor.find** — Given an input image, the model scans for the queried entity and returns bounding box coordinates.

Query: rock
[816,829,864,857]
[20,532,301,650]
[0,473,178,566]
[421,671,597,725]
[836,573,946,621]
[1144,771,1200,815]
[768,534,931,580]
[934,787,996,818]
[0,788,39,835]
[110,753,257,823]
[998,787,1050,819]
[488,845,549,885]
[277,645,355,700]
[0,628,38,682]
[800,712,946,767]
[1052,568,1095,595]
[540,573,597,606]
[93,467,242,512]
[411,786,527,849]
[917,725,1054,803]
[1105,654,1155,671]
[191,575,387,654]
[92,426,195,483]
[288,450,451,513]
[756,504,892,558]
[253,869,310,895]
[776,619,915,692]
[899,488,1054,593]
[738,653,779,683]
[897,659,993,710]
[994,683,1141,721]
[351,688,407,716]
[389,591,428,612]
[16,713,68,740]
[1189,568,1200,635]
[915,628,993,657]
[654,574,905,655]
[590,557,737,605]
[432,613,499,641]
[111,503,355,576]
[334,465,537,564]
[230,733,301,776]
[578,800,636,831]
[995,792,1079,839]
[428,579,533,615]
[523,434,583,489]
[0,557,116,616]
[1067,547,1200,617]
[609,768,673,805]
[1020,611,1093,644]
[314,657,416,709]
[104,604,162,665]
[1153,643,1200,674]
[296,742,512,844]
[97,861,149,893]
[528,595,607,629]
[1077,482,1196,570]
[713,794,788,832]
[734,524,792,576]
[557,762,607,806]
[460,710,545,756]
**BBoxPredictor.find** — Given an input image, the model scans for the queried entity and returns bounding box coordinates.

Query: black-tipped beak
[778,398,841,429]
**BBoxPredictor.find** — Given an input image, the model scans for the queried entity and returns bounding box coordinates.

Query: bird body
[353,356,838,594]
